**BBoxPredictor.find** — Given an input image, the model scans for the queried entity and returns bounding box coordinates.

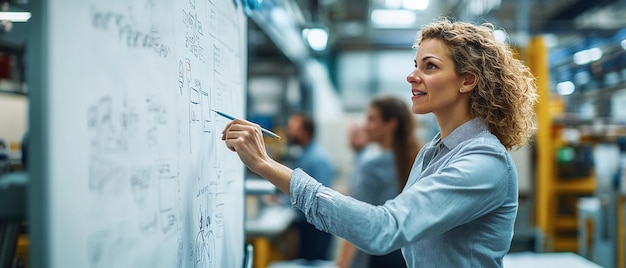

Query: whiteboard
[44,0,246,267]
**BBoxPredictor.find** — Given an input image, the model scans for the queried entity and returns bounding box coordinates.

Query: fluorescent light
[303,28,328,51]
[403,0,429,10]
[468,0,501,16]
[573,50,588,65]
[371,9,416,28]
[543,34,559,48]
[556,81,575,95]
[385,0,402,9]
[0,12,31,22]
[270,8,291,26]
[622,39,626,50]
[588,47,602,61]
[573,47,602,65]
[493,29,507,43]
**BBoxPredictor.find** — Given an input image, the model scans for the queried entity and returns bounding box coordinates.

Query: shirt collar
[433,117,488,150]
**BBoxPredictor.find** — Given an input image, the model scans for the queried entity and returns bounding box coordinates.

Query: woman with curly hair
[221,18,537,267]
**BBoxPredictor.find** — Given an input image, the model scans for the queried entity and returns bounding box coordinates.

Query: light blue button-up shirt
[290,118,518,267]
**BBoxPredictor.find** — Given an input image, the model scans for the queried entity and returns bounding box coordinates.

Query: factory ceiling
[248,0,626,69]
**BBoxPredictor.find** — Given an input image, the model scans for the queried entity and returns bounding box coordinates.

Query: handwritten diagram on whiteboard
[46,0,245,267]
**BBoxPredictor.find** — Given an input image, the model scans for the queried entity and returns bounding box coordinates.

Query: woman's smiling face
[406,38,469,117]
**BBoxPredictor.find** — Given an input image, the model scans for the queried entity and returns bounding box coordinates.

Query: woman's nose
[407,69,420,83]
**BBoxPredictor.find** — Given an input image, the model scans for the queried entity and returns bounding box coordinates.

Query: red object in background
[0,52,11,79]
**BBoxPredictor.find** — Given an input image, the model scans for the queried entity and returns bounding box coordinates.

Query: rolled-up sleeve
[290,168,402,254]
[289,141,511,255]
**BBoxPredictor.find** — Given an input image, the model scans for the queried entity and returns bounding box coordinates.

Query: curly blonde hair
[415,18,538,150]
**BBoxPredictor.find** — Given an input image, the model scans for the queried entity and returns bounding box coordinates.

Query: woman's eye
[426,62,437,69]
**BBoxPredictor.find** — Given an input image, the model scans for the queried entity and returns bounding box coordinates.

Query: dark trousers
[370,249,407,268]
[297,218,332,260]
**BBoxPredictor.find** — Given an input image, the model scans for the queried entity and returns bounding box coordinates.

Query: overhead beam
[539,0,619,32]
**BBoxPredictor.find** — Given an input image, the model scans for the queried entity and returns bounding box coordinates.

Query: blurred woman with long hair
[336,96,420,268]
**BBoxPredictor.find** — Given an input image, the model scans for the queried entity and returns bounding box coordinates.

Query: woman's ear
[460,73,478,93]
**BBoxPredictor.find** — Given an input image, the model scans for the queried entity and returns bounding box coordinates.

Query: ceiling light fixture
[0,11,31,22]
[303,28,328,51]
[385,0,402,9]
[556,81,575,95]
[370,9,416,28]
[403,0,429,10]
[573,47,602,65]
[468,0,501,16]
[493,29,507,43]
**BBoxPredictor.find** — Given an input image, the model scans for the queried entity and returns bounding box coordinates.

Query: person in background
[285,112,336,261]
[347,122,371,163]
[0,138,9,174]
[344,122,380,194]
[336,96,420,268]
[221,18,537,267]
[286,113,335,188]
[20,131,27,170]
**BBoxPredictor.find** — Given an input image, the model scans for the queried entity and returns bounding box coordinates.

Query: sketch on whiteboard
[88,156,126,195]
[87,96,128,154]
[120,99,139,144]
[184,58,192,86]
[182,8,204,62]
[86,228,114,268]
[189,85,202,153]
[194,206,216,268]
[211,202,224,239]
[212,45,224,76]
[206,2,240,54]
[178,60,184,95]
[144,0,156,9]
[86,225,130,268]
[130,167,158,232]
[147,97,168,125]
[201,89,211,134]
[91,8,172,58]
[87,96,131,196]
[183,56,211,153]
[207,170,225,240]
[146,96,168,147]
[207,7,217,40]
[157,160,178,235]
